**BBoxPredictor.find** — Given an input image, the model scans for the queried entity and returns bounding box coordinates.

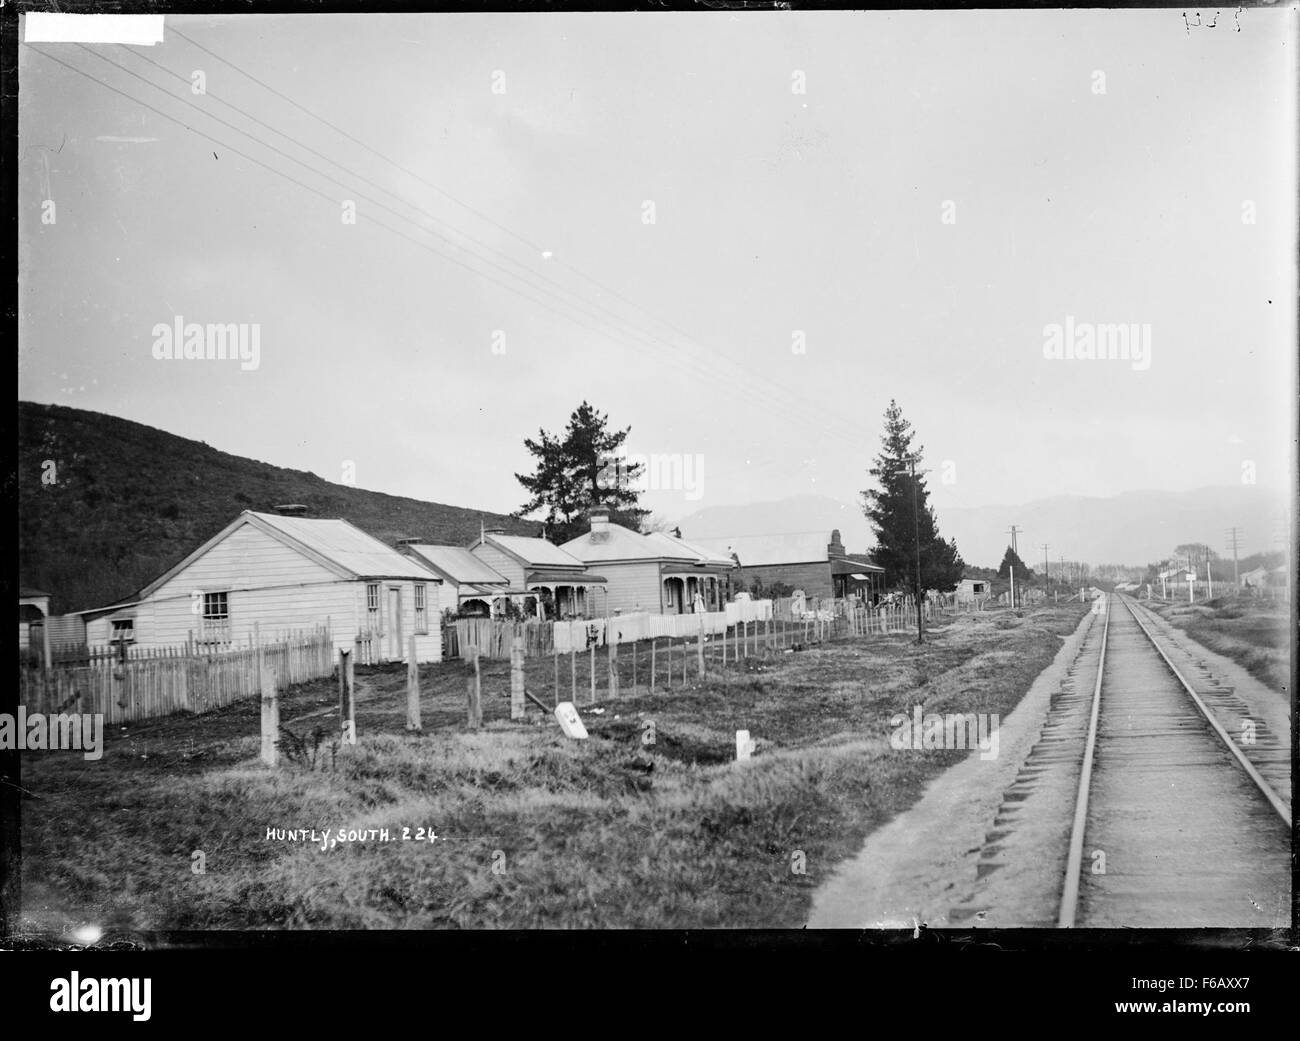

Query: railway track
[1056,593,1290,927]
[945,592,1290,928]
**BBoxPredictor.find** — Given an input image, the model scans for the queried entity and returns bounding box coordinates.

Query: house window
[110,619,135,643]
[201,591,230,643]
[414,584,427,634]
[366,583,381,631]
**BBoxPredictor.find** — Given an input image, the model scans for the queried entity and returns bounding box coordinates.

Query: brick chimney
[589,507,610,543]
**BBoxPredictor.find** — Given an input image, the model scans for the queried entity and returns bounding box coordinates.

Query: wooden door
[387,586,403,661]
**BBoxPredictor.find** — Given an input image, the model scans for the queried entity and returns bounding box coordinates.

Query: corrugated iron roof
[460,583,523,598]
[403,544,510,586]
[526,569,608,585]
[249,512,439,581]
[562,523,734,566]
[689,532,837,567]
[830,557,883,575]
[486,533,586,569]
[644,531,736,566]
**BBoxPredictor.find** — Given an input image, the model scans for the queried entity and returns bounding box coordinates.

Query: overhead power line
[162,27,873,440]
[27,42,879,490]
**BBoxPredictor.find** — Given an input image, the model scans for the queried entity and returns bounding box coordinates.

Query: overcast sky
[18,9,1297,525]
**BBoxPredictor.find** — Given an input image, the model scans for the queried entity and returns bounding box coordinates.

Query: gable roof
[479,532,586,569]
[688,532,839,568]
[644,531,737,567]
[401,544,510,586]
[561,523,732,566]
[138,511,439,599]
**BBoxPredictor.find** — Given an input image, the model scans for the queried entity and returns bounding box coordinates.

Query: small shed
[956,578,992,605]
[1240,566,1269,590]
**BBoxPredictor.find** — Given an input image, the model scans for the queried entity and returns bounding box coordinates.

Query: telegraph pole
[1006,525,1021,607]
[1224,527,1242,591]
[1040,543,1050,602]
[910,456,928,644]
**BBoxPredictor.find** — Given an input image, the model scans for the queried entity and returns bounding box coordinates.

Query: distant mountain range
[18,402,538,614]
[672,488,1290,568]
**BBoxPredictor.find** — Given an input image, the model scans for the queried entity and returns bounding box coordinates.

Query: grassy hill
[18,401,538,615]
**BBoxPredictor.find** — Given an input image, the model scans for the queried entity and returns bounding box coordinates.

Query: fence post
[338,648,349,740]
[570,646,577,704]
[338,648,356,745]
[260,665,279,767]
[650,638,656,692]
[553,643,559,705]
[631,638,637,693]
[607,636,619,699]
[511,636,525,720]
[467,645,483,729]
[406,635,421,732]
[696,618,705,678]
[589,639,597,704]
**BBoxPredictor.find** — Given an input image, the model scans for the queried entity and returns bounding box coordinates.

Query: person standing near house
[693,591,705,613]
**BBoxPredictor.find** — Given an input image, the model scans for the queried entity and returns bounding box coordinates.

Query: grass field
[1147,595,1291,694]
[20,603,1089,933]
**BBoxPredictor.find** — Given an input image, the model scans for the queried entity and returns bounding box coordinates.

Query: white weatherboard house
[396,542,517,617]
[97,511,443,663]
[468,529,607,619]
[561,510,736,615]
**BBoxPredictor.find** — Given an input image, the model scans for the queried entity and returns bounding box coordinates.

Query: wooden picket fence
[453,619,556,660]
[450,597,950,661]
[18,628,336,726]
[353,629,379,666]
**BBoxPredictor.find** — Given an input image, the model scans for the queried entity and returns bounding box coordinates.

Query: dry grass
[1149,596,1290,693]
[20,604,1089,933]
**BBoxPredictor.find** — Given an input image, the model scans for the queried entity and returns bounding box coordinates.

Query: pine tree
[997,546,1036,583]
[861,400,965,596]
[515,401,647,543]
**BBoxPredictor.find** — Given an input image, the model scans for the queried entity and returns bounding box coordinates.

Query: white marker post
[554,701,588,739]
[735,729,755,762]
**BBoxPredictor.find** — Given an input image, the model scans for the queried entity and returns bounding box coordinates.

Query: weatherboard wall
[119,522,442,662]
[470,541,525,587]
[598,560,664,616]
